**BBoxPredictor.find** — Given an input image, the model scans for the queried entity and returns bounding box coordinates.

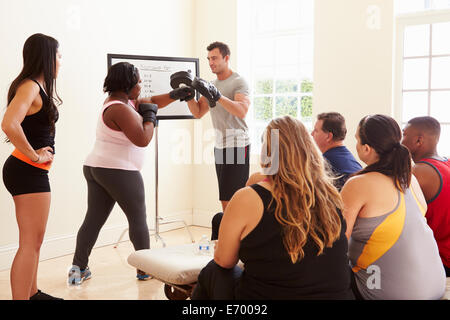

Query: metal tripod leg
[113,228,129,248]
[158,218,195,243]
[113,218,195,248]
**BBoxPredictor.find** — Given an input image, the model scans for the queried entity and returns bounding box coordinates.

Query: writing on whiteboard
[108,54,198,119]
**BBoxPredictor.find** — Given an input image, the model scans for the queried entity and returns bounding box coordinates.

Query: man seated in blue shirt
[311,112,362,191]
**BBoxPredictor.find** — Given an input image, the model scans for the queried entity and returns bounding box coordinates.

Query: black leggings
[72,166,150,270]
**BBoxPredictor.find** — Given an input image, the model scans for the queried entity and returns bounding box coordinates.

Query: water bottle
[198,235,211,255]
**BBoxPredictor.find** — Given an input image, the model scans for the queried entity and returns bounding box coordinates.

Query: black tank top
[21,80,58,153]
[235,184,353,300]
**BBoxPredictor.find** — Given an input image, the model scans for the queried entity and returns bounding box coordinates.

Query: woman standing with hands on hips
[2,33,63,300]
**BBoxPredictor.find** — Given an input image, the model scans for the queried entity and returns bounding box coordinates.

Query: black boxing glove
[169,86,196,102]
[138,103,158,126]
[191,77,222,107]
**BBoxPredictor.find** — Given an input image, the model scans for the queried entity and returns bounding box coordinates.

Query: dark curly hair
[103,62,140,94]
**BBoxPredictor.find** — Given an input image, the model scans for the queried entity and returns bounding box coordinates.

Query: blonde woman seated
[192,116,354,300]
[341,114,446,300]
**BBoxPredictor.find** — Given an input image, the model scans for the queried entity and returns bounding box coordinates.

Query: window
[237,0,314,153]
[395,9,450,157]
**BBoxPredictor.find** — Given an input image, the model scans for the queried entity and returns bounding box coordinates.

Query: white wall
[0,0,196,270]
[313,0,394,156]
[192,0,256,226]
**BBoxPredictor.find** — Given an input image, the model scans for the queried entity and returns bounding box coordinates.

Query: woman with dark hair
[192,115,354,300]
[68,62,193,284]
[341,114,446,300]
[1,33,63,300]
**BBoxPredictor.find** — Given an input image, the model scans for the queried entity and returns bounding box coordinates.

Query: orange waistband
[11,148,52,171]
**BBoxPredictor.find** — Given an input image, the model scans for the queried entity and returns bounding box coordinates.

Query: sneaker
[136,269,152,281]
[30,290,63,300]
[68,266,92,285]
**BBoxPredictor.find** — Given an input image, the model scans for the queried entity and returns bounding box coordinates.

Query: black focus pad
[170,71,194,89]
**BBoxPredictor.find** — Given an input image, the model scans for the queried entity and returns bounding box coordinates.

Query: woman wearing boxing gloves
[68,62,193,284]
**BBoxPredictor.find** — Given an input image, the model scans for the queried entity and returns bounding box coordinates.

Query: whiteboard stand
[114,121,195,248]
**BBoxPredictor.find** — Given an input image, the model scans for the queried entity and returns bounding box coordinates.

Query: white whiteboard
[108,54,199,120]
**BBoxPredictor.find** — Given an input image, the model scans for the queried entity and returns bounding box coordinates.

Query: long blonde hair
[261,116,343,263]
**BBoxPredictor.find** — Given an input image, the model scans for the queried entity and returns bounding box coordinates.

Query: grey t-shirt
[209,72,250,149]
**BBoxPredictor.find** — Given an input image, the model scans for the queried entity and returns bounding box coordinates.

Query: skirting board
[192,209,217,227]
[0,210,195,271]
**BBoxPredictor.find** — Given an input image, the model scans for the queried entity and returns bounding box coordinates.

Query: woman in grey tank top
[341,114,446,300]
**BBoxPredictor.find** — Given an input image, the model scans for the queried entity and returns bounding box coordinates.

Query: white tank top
[84,100,146,171]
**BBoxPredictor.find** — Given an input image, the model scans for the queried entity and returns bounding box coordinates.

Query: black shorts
[214,145,250,201]
[2,155,50,196]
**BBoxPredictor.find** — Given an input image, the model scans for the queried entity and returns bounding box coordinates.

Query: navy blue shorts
[2,155,50,196]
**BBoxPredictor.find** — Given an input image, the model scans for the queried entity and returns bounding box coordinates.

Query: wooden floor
[0,226,211,300]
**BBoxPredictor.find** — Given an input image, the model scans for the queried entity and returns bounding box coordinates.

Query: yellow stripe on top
[352,193,406,273]
[410,188,426,217]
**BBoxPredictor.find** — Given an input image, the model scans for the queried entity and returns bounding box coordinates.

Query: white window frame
[395,0,450,15]
[237,0,314,155]
[394,10,450,142]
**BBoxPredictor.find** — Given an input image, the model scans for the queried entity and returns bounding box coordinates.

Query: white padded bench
[128,245,450,300]
[128,244,213,299]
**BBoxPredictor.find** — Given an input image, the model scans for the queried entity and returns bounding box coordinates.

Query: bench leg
[164,283,194,300]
